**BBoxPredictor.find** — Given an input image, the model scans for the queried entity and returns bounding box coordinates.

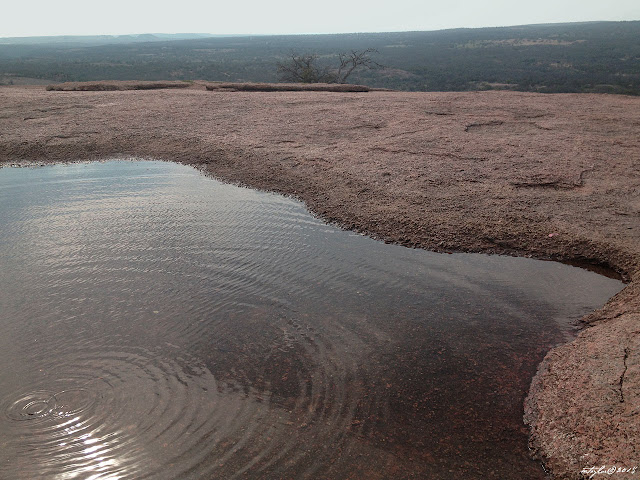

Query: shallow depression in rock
[0,160,624,479]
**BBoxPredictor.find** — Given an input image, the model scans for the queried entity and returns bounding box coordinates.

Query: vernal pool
[0,160,623,479]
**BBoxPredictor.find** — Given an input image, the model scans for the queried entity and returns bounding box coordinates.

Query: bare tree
[277,49,382,84]
[334,48,382,83]
[276,53,335,83]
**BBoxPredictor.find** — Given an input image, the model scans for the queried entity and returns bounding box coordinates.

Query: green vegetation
[1,22,639,94]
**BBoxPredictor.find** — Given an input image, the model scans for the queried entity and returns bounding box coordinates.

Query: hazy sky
[2,0,639,37]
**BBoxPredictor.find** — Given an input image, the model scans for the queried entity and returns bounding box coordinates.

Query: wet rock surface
[0,85,639,478]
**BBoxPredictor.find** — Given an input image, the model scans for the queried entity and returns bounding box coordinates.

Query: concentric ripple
[0,345,276,479]
[0,160,624,479]
[5,391,58,422]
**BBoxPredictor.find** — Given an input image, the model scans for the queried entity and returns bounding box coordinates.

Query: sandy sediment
[0,84,638,479]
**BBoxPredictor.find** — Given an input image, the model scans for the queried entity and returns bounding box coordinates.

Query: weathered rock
[1,85,638,478]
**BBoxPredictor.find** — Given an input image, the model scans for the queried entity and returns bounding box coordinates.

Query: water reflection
[0,160,623,479]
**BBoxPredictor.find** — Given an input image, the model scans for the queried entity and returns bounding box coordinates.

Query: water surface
[0,160,624,479]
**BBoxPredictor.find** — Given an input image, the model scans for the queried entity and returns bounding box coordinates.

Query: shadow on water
[0,160,624,479]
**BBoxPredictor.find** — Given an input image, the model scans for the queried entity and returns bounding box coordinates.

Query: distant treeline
[1,21,639,95]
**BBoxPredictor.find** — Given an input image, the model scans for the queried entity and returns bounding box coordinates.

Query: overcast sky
[2,0,639,37]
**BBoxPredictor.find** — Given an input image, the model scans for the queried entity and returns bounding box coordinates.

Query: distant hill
[1,22,638,95]
[0,33,216,46]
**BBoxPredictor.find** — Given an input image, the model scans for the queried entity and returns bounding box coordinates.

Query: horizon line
[2,19,639,41]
